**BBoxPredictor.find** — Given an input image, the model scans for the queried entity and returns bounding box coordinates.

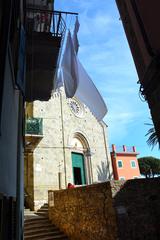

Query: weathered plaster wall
[48,182,118,240]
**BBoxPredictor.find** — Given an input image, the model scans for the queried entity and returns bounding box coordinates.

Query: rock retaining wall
[48,179,160,240]
[48,182,117,240]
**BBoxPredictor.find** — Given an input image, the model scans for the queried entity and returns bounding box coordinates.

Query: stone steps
[24,231,67,239]
[26,237,68,240]
[24,221,57,230]
[24,205,68,240]
[25,227,60,235]
[36,203,49,217]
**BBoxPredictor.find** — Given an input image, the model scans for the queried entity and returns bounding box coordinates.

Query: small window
[119,176,125,180]
[117,160,123,168]
[131,160,136,168]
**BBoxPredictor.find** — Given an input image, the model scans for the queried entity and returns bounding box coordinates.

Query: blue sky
[55,0,159,158]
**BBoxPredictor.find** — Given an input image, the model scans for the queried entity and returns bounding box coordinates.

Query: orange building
[110,144,141,180]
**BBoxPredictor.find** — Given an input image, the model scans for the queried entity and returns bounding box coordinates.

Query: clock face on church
[68,99,84,117]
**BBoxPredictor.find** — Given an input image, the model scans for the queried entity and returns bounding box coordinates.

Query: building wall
[25,88,113,209]
[0,46,24,240]
[0,50,19,197]
[116,154,140,180]
[111,145,140,180]
[112,153,140,180]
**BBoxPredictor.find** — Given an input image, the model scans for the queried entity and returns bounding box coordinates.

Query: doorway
[71,152,86,185]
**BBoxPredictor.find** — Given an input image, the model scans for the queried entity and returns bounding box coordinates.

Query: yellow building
[25,88,113,210]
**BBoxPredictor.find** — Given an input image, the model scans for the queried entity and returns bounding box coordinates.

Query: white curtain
[55,17,108,121]
[61,31,79,98]
[75,59,107,121]
[72,17,80,54]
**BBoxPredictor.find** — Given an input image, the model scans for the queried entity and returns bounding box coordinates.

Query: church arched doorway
[69,132,92,185]
[71,152,86,185]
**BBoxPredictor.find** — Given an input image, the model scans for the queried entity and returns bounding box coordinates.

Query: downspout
[100,121,113,180]
[16,93,24,240]
[59,90,67,188]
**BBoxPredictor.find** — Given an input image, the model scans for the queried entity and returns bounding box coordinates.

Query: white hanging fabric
[55,17,107,120]
[75,59,108,121]
[72,17,80,54]
[71,17,107,120]
[60,31,79,98]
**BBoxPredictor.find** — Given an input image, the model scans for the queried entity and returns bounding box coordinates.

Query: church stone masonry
[25,88,113,210]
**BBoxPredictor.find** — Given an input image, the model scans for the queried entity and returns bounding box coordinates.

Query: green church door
[71,152,86,185]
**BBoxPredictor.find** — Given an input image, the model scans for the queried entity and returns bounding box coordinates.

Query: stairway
[36,203,49,217]
[24,205,68,240]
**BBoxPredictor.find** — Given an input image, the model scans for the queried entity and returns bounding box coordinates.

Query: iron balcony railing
[25,117,43,135]
[26,7,66,37]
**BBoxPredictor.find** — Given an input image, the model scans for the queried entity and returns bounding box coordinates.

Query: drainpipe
[59,90,67,188]
[16,93,24,240]
[100,121,113,180]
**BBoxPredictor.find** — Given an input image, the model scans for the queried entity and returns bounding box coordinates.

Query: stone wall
[48,182,118,240]
[48,179,160,240]
[111,179,160,240]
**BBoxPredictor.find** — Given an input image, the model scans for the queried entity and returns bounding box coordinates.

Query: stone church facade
[24,88,113,210]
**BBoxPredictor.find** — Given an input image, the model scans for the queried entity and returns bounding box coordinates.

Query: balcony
[25,117,43,151]
[25,3,66,101]
[25,117,43,135]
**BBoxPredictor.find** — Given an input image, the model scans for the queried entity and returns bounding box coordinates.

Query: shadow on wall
[97,161,111,181]
[113,179,160,240]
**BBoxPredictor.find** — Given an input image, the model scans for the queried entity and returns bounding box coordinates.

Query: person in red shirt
[67,183,75,189]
